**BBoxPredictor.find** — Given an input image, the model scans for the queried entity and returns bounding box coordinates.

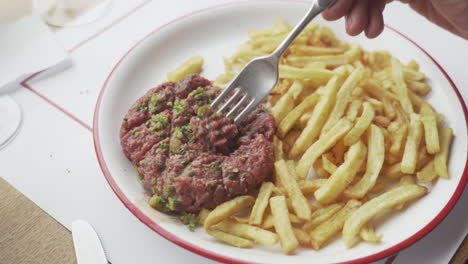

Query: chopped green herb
[123,118,128,122]
[167,185,175,192]
[173,98,188,116]
[180,213,197,232]
[148,195,167,212]
[167,197,181,211]
[229,174,238,180]
[171,147,186,155]
[197,105,210,117]
[132,130,141,138]
[174,128,184,139]
[148,94,162,113]
[137,174,144,182]
[148,113,169,133]
[160,143,168,150]
[208,184,217,190]
[188,87,208,101]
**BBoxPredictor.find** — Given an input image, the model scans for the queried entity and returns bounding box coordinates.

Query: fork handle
[272,0,336,58]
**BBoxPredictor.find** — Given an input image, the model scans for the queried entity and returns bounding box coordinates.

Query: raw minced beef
[120,74,275,213]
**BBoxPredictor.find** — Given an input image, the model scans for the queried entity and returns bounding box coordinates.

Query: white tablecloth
[1,1,467,263]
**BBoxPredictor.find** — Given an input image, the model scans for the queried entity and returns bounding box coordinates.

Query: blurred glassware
[33,0,113,27]
[0,95,21,150]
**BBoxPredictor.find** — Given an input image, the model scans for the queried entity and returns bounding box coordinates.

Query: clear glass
[0,95,22,150]
[33,0,113,27]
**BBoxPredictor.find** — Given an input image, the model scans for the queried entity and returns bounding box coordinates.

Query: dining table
[0,0,467,263]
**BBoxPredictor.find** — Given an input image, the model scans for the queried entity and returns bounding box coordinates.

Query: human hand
[322,0,468,40]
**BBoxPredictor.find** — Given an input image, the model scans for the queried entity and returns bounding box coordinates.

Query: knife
[72,220,108,264]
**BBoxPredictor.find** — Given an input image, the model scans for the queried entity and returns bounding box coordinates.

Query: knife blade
[72,220,108,264]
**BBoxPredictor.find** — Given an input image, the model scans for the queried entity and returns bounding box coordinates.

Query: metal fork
[211,0,336,123]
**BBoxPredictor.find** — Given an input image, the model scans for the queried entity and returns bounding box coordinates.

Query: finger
[365,0,386,38]
[346,0,370,36]
[322,0,355,21]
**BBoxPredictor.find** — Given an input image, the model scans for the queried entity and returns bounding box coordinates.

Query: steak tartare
[120,75,275,214]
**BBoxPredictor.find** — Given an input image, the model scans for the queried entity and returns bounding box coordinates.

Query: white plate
[93,1,468,263]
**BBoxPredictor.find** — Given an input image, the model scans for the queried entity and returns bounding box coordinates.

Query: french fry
[373,115,391,128]
[215,219,279,246]
[420,104,440,154]
[279,65,334,85]
[204,196,255,248]
[401,114,423,173]
[261,214,275,229]
[299,111,313,128]
[406,60,420,71]
[394,175,416,209]
[407,80,430,96]
[286,55,346,68]
[359,223,382,243]
[343,102,375,146]
[434,127,453,179]
[283,130,301,153]
[303,203,343,232]
[332,140,347,163]
[315,141,367,204]
[296,118,353,179]
[270,94,295,124]
[293,228,311,247]
[232,214,250,224]
[417,160,438,183]
[273,179,326,196]
[198,209,211,225]
[343,185,427,247]
[345,125,385,199]
[369,183,386,193]
[270,196,299,254]
[291,45,344,56]
[310,200,361,250]
[391,58,414,115]
[346,99,363,122]
[249,182,275,226]
[388,120,408,156]
[322,154,338,174]
[262,212,304,229]
[289,74,345,157]
[274,136,284,161]
[404,68,425,81]
[300,179,327,194]
[167,56,204,82]
[365,96,384,114]
[286,160,300,180]
[275,160,311,220]
[408,89,425,112]
[322,67,365,133]
[278,93,320,138]
[207,230,253,248]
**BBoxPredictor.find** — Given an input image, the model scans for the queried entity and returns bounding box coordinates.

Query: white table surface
[1,1,467,263]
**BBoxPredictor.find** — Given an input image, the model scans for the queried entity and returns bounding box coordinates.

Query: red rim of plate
[93,1,468,263]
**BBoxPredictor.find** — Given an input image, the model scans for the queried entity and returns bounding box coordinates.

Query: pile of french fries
[190,19,454,254]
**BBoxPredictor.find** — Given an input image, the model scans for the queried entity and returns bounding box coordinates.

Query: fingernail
[346,15,353,30]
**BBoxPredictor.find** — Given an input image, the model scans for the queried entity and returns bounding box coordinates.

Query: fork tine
[211,78,240,109]
[217,88,242,114]
[234,98,261,124]
[226,94,251,119]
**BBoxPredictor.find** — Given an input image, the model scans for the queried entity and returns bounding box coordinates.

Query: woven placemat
[0,177,76,264]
